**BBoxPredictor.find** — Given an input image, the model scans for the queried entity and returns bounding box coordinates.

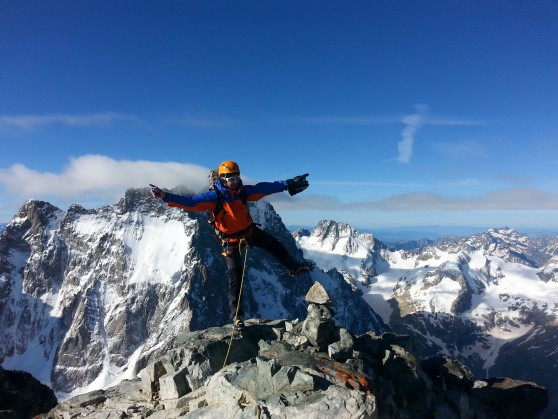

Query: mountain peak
[307,219,375,252]
[312,219,357,238]
[11,199,64,227]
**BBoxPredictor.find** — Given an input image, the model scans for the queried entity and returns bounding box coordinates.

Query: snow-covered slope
[294,225,558,372]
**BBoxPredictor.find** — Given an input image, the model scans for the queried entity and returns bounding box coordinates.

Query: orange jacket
[163,179,288,236]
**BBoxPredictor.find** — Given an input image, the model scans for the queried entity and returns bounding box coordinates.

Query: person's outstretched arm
[243,173,309,201]
[150,185,217,212]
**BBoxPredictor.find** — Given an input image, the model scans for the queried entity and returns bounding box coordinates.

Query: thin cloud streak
[430,140,488,159]
[174,115,236,127]
[425,117,491,126]
[311,178,508,190]
[0,111,491,132]
[283,115,402,125]
[357,189,558,211]
[277,114,489,127]
[0,112,139,130]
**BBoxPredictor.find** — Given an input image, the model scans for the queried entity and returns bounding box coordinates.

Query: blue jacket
[163,179,288,235]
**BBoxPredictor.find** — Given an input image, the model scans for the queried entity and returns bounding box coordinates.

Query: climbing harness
[222,238,249,368]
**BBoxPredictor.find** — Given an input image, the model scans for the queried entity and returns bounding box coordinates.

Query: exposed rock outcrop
[43,283,548,419]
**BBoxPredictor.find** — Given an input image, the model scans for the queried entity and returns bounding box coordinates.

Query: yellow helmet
[218,161,240,177]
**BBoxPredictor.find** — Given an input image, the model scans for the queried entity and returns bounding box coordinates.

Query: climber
[150,161,314,331]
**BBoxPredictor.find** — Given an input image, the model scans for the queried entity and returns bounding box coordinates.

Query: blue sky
[1,1,557,231]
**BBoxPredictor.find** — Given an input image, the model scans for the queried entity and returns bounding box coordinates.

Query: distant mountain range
[294,220,558,418]
[290,224,558,244]
[1,220,555,245]
[1,193,558,417]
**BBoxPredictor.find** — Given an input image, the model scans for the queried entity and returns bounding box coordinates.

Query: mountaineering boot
[233,317,245,332]
[288,260,316,277]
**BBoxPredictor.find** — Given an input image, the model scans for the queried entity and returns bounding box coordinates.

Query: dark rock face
[43,287,548,419]
[490,322,558,419]
[0,366,57,419]
[471,377,549,419]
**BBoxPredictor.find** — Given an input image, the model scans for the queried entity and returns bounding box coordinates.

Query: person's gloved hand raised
[286,173,309,196]
[149,184,166,199]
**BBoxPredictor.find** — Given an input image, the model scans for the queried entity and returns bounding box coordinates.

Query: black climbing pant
[222,226,300,320]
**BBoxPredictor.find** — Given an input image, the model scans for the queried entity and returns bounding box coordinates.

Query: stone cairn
[43,281,548,419]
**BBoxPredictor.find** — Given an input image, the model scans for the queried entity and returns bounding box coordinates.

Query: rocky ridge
[43,283,548,419]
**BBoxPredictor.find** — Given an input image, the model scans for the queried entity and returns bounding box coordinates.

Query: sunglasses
[222,173,241,182]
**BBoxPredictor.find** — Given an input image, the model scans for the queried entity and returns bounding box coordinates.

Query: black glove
[286,173,309,196]
[149,184,165,199]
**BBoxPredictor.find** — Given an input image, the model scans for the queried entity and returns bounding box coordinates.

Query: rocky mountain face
[42,285,548,419]
[295,221,558,418]
[0,366,58,419]
[0,190,385,401]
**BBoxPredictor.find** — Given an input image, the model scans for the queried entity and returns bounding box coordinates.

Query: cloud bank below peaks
[271,189,558,212]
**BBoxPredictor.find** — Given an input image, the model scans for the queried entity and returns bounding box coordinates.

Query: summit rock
[43,303,548,419]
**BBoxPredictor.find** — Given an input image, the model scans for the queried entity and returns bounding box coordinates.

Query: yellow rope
[222,239,249,368]
[218,241,260,419]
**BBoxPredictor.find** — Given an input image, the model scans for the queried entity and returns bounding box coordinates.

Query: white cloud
[0,155,210,198]
[2,155,555,222]
[397,104,428,163]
